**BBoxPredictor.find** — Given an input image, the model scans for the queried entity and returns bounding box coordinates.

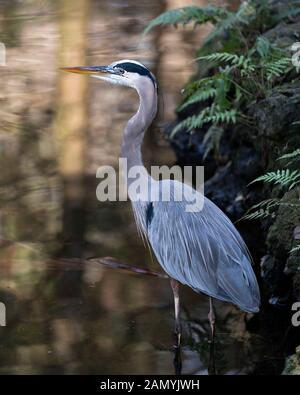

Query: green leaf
[205,0,256,44]
[249,169,300,189]
[266,57,291,80]
[215,78,231,109]
[278,148,300,161]
[197,51,256,76]
[255,36,271,59]
[203,125,224,159]
[143,6,228,36]
[240,198,280,222]
[242,208,276,221]
[179,88,217,110]
[171,105,238,137]
[290,244,300,254]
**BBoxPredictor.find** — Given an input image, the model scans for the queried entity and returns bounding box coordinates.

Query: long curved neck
[121,80,157,172]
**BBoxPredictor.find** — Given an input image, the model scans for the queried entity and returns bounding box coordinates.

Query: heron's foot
[173,331,181,349]
[208,310,215,342]
[208,322,216,375]
[173,340,182,375]
[208,337,216,376]
[173,320,182,348]
[208,298,216,375]
[208,354,216,376]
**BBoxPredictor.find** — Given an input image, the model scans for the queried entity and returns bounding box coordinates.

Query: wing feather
[146,180,260,313]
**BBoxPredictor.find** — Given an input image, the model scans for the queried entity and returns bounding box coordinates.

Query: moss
[267,189,300,254]
[285,255,300,276]
[282,346,300,375]
[249,81,300,139]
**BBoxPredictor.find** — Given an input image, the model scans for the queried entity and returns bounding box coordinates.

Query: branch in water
[88,256,169,279]
[0,239,168,279]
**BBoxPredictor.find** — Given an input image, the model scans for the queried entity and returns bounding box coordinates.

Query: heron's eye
[114,67,125,75]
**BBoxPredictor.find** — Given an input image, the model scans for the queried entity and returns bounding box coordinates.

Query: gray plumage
[119,60,260,313]
[63,59,260,314]
[130,179,260,313]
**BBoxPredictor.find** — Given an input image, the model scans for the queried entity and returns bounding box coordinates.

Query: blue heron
[62,60,260,366]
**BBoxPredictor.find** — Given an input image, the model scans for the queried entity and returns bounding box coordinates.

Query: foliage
[202,125,224,160]
[146,1,300,240]
[204,0,258,44]
[278,148,300,165]
[143,6,228,35]
[290,244,300,254]
[250,169,300,190]
[171,34,295,145]
[144,1,280,44]
[179,86,217,111]
[242,151,300,222]
[171,105,238,136]
[144,0,300,155]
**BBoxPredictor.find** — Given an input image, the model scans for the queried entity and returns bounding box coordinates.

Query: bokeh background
[0,0,274,374]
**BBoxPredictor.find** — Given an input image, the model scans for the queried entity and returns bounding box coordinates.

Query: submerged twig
[0,239,169,279]
[88,256,169,279]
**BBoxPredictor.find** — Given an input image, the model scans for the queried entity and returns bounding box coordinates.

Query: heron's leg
[170,278,182,375]
[170,278,181,347]
[208,297,216,375]
[208,297,215,340]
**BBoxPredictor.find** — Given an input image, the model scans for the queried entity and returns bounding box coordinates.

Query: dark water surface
[0,0,282,374]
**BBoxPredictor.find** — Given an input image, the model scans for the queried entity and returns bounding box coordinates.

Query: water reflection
[0,0,280,374]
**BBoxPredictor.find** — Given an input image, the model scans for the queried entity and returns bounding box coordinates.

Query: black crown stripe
[115,62,156,86]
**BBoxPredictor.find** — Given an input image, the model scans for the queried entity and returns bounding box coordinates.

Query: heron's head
[61,59,156,90]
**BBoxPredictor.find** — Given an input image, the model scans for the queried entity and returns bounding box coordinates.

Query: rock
[266,190,300,302]
[264,20,300,50]
[267,190,300,254]
[204,163,241,212]
[282,346,300,375]
[248,81,300,138]
[232,146,261,180]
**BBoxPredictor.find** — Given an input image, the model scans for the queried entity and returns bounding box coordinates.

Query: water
[0,0,283,374]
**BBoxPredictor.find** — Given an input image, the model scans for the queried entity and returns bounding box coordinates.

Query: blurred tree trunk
[56,0,89,181]
[55,0,90,264]
[142,0,177,170]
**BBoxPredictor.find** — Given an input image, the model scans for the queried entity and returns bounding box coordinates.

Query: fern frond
[206,107,238,124]
[198,52,241,64]
[278,148,300,162]
[182,75,221,96]
[205,0,256,43]
[290,244,300,254]
[240,197,280,222]
[248,198,280,210]
[266,57,291,80]
[197,52,255,74]
[242,208,276,221]
[240,195,300,222]
[171,107,212,136]
[179,88,217,110]
[171,105,238,136]
[250,169,300,190]
[255,36,271,59]
[203,125,224,159]
[143,6,228,35]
